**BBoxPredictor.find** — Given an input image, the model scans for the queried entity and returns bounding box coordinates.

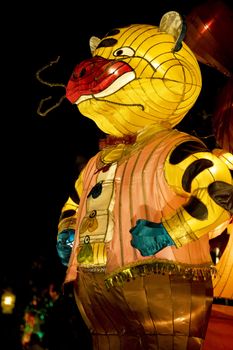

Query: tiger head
[66,12,202,137]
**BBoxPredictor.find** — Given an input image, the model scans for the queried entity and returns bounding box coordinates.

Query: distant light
[200,19,215,34]
[1,290,16,314]
[4,296,13,305]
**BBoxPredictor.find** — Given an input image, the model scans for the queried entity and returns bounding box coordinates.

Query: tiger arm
[162,141,233,248]
[58,169,84,233]
[56,169,84,265]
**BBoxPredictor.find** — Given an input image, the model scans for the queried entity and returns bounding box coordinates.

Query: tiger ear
[89,36,101,55]
[159,11,186,52]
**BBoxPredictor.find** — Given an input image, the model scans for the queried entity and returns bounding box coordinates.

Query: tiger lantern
[56,11,233,350]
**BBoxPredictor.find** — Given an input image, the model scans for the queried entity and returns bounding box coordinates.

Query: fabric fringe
[104,259,217,290]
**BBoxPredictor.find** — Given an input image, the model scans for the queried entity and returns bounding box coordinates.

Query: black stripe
[105,29,120,37]
[183,196,208,220]
[70,188,80,204]
[182,159,213,192]
[60,209,76,220]
[87,181,103,199]
[169,141,208,165]
[96,38,117,49]
[208,181,233,214]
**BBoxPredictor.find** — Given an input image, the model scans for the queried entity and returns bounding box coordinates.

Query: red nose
[66,56,133,103]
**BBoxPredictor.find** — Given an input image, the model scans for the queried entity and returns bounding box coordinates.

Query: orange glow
[200,18,215,34]
[1,290,16,314]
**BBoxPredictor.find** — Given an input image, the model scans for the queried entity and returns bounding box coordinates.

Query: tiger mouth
[66,56,135,104]
[75,71,135,104]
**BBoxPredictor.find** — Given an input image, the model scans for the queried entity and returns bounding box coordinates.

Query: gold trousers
[74,269,213,349]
